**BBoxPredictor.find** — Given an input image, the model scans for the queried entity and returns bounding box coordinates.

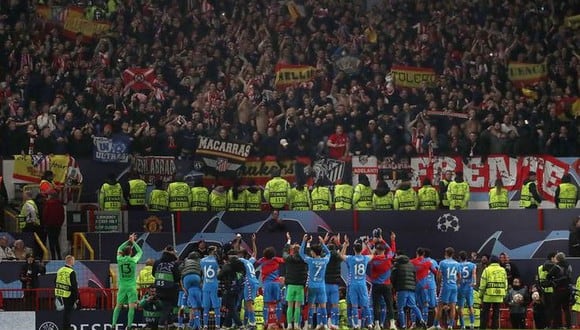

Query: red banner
[122,68,156,92]
[410,155,570,202]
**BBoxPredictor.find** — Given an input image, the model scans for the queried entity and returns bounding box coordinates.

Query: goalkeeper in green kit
[113,233,143,328]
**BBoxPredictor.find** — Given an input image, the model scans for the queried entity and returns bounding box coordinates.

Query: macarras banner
[391,66,436,88]
[196,136,252,173]
[508,62,548,87]
[274,64,315,89]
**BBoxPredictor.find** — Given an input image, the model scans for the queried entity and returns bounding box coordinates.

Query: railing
[0,288,116,311]
[72,232,95,260]
[33,232,49,261]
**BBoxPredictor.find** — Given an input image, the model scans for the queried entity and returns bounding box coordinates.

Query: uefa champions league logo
[38,321,59,330]
[436,213,460,232]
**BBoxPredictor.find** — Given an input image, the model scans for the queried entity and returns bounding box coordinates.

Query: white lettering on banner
[465,158,486,188]
[432,156,458,184]
[197,136,251,158]
[488,156,517,187]
[410,157,429,187]
[355,155,571,202]
[542,159,566,197]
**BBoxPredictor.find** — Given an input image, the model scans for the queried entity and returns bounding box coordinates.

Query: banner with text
[63,7,111,39]
[92,135,130,163]
[12,154,83,185]
[274,64,316,89]
[199,157,310,186]
[131,156,176,184]
[196,136,251,173]
[391,66,436,88]
[508,62,548,87]
[351,155,573,202]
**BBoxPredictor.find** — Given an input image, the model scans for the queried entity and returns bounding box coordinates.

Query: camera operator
[20,253,46,310]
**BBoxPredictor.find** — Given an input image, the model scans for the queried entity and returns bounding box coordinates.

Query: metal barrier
[33,232,50,261]
[72,232,95,260]
[21,184,84,204]
[0,288,116,311]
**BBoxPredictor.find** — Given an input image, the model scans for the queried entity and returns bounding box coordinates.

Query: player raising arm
[238,233,259,330]
[340,235,373,330]
[256,240,285,328]
[300,234,331,330]
[112,233,143,329]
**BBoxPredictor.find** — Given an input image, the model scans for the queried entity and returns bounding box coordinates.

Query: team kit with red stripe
[169,228,475,330]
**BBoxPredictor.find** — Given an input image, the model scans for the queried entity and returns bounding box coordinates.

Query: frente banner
[196,136,251,173]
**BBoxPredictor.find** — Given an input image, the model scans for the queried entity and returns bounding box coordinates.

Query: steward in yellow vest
[479,257,508,304]
[572,275,580,313]
[372,180,394,210]
[519,171,542,209]
[127,176,147,210]
[227,182,247,211]
[310,178,332,211]
[245,181,263,211]
[537,252,555,296]
[264,168,290,210]
[20,192,40,232]
[555,174,578,209]
[99,173,123,211]
[488,180,509,210]
[353,174,373,210]
[191,180,209,211]
[289,179,311,210]
[55,255,79,329]
[148,180,168,211]
[447,172,470,209]
[209,186,227,211]
[334,180,354,210]
[394,177,418,210]
[439,170,453,209]
[417,178,439,210]
[167,180,191,211]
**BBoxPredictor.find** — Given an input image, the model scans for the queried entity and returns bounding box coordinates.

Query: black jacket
[20,261,46,289]
[547,260,572,289]
[569,229,580,257]
[283,244,307,285]
[152,251,180,297]
[325,249,343,285]
[391,255,416,292]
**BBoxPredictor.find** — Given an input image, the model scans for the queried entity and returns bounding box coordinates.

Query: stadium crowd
[0,0,578,163]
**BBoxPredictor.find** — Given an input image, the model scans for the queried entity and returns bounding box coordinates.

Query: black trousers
[223,290,243,327]
[510,312,526,329]
[551,287,571,328]
[543,292,553,327]
[371,284,394,324]
[46,225,62,259]
[61,298,75,330]
[480,302,501,329]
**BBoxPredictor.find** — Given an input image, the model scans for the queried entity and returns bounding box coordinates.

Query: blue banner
[93,135,130,163]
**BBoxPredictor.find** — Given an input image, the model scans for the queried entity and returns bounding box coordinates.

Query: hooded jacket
[391,255,417,292]
[152,250,180,298]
